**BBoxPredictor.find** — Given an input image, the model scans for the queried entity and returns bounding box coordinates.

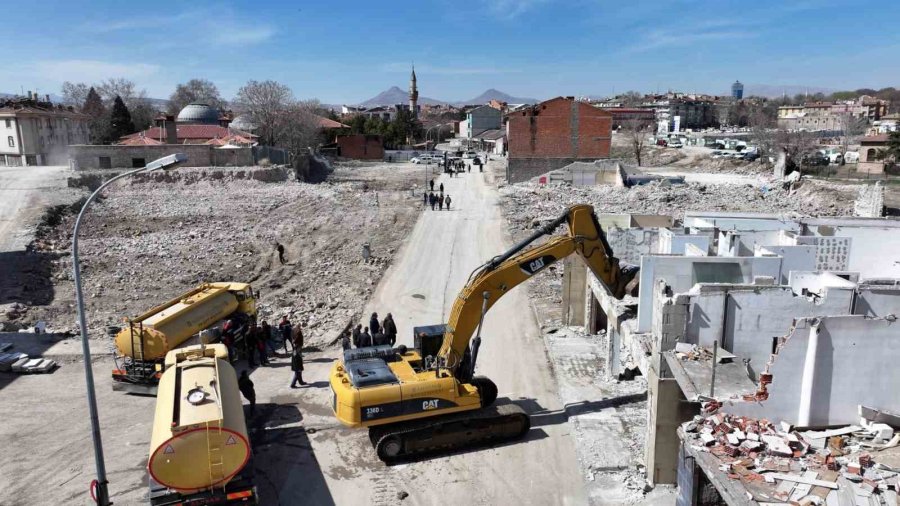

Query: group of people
[231,314,308,416]
[425,190,451,211]
[447,159,470,174]
[341,312,398,350]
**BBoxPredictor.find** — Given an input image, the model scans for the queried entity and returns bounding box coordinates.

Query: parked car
[656,139,668,147]
[462,151,478,159]
[844,151,860,163]
[742,152,761,161]
[668,139,684,148]
[801,153,830,166]
[410,157,424,164]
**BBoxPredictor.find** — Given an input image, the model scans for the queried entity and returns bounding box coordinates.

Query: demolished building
[561,210,900,503]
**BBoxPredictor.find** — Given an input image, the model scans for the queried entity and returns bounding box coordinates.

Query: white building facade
[0,96,91,166]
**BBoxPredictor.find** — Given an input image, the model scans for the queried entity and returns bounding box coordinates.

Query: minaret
[409,65,419,118]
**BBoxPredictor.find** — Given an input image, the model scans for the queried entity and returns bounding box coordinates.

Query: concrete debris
[854,181,885,218]
[682,413,900,504]
[500,176,856,228]
[21,163,421,348]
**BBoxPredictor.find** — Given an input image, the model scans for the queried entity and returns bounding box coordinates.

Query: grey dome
[176,103,219,124]
[230,114,256,131]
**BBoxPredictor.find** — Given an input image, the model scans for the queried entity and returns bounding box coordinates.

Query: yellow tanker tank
[115,282,256,361]
[148,344,251,493]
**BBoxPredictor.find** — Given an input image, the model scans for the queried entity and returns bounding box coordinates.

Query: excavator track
[368,402,531,463]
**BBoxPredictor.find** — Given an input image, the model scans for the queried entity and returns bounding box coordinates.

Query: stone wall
[68,144,254,169]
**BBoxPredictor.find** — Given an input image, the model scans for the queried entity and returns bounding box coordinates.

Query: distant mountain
[359,86,445,107]
[742,84,838,99]
[453,88,538,106]
[357,86,538,108]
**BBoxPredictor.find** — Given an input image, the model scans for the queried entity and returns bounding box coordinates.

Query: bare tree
[621,117,649,167]
[837,113,867,165]
[274,99,324,159]
[61,81,90,108]
[776,129,818,173]
[168,79,227,114]
[234,80,295,146]
[749,108,776,156]
[621,90,644,106]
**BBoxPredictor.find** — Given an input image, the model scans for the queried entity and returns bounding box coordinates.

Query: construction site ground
[0,151,892,505]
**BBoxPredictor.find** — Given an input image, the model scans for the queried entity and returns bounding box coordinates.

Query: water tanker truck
[112,282,257,395]
[148,343,257,505]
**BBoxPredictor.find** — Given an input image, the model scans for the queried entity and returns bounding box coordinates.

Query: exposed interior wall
[718,230,784,257]
[725,316,900,426]
[607,227,660,266]
[660,228,712,256]
[636,255,782,332]
[855,282,900,317]
[789,271,857,296]
[803,220,900,279]
[692,285,853,379]
[756,245,817,284]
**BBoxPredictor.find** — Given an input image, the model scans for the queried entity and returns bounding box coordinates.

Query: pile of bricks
[682,413,900,504]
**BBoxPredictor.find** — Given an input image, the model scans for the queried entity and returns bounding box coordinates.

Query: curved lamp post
[72,153,187,505]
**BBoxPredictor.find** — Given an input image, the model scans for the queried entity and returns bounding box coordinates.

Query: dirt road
[0,165,71,252]
[275,167,587,505]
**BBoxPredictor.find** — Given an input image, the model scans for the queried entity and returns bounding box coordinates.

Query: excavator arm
[438,204,637,374]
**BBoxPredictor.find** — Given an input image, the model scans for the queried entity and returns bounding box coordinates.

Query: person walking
[260,320,276,356]
[276,242,286,265]
[290,346,306,387]
[382,313,397,346]
[439,182,444,193]
[430,193,436,211]
[245,324,258,366]
[360,327,373,347]
[438,194,444,211]
[352,323,363,348]
[423,192,428,208]
[256,325,270,366]
[369,312,381,335]
[278,316,293,354]
[238,370,256,416]
[445,194,452,210]
[429,179,435,191]
[341,330,352,351]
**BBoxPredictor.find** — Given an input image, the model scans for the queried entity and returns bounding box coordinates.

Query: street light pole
[72,153,186,506]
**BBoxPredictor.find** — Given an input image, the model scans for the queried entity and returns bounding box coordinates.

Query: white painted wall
[789,271,857,296]
[659,229,711,256]
[636,255,782,332]
[725,316,900,426]
[805,222,900,279]
[855,285,900,317]
[756,245,817,284]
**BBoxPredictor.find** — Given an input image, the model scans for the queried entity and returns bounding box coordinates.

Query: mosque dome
[176,103,219,124]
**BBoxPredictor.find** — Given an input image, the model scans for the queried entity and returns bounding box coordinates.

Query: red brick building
[336,134,384,160]
[507,97,612,182]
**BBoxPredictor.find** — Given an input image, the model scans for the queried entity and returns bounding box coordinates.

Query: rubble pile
[683,412,900,504]
[500,177,857,232]
[24,171,419,347]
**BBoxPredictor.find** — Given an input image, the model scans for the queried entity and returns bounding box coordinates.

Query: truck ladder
[206,357,227,488]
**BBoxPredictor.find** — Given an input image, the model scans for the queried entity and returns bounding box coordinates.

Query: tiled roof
[861,134,890,143]
[118,135,163,146]
[123,125,256,142]
[317,116,350,129]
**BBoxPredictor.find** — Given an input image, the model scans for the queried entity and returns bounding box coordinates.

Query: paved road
[262,167,588,505]
[0,165,70,252]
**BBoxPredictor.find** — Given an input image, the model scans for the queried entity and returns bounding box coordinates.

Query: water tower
[731,80,744,100]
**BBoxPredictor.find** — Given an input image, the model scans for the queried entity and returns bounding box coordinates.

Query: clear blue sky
[2,0,898,104]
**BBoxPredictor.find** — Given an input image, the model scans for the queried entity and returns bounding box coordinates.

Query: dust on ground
[12,162,423,348]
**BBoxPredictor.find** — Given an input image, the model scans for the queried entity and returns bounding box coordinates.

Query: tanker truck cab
[112,282,259,396]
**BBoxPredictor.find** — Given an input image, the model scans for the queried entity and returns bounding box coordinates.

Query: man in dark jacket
[352,324,363,348]
[439,182,444,192]
[382,313,397,346]
[278,316,293,354]
[430,179,435,191]
[245,324,258,366]
[369,312,381,335]
[360,327,373,347]
[290,347,305,387]
[341,330,352,350]
[238,370,256,416]
[430,192,436,211]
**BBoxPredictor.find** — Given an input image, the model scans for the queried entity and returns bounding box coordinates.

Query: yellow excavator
[329,204,639,461]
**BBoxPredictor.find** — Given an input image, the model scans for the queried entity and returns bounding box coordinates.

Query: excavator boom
[438,204,636,373]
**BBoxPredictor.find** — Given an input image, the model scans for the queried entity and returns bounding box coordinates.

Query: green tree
[82,87,110,143]
[347,114,367,134]
[878,131,900,164]
[109,95,135,140]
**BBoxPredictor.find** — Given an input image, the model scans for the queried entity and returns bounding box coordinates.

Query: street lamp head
[145,153,188,172]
